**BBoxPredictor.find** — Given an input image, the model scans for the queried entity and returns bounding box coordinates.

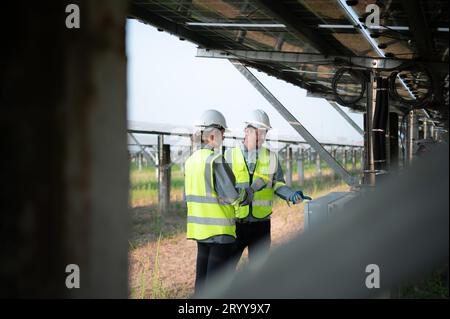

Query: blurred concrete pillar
[406,110,418,166]
[138,152,142,171]
[343,149,348,169]
[434,129,440,141]
[360,149,364,171]
[422,120,428,139]
[433,129,441,142]
[389,112,399,171]
[143,150,148,167]
[297,149,304,186]
[158,136,171,214]
[352,149,357,171]
[0,0,129,298]
[316,152,321,177]
[286,147,293,187]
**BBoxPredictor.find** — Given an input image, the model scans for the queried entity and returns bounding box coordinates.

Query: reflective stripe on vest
[185,148,236,240]
[226,146,281,219]
[187,216,235,226]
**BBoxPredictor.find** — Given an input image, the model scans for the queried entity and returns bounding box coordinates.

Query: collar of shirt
[240,142,258,174]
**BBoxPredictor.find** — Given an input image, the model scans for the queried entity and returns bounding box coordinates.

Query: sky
[126,19,364,145]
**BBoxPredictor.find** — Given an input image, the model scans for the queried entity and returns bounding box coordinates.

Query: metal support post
[297,148,304,186]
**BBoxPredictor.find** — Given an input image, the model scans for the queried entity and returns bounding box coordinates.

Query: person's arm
[212,156,251,206]
[273,158,312,204]
[273,159,296,201]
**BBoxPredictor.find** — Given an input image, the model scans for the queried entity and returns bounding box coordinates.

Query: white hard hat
[195,109,228,130]
[245,109,272,130]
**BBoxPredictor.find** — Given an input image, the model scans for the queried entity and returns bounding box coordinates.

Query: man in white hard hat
[184,109,264,294]
[225,109,311,267]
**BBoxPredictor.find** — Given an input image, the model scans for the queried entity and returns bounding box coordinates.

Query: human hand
[290,191,312,204]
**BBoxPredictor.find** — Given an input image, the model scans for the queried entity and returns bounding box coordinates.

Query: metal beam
[364,73,376,186]
[306,91,362,108]
[185,22,287,29]
[197,48,447,70]
[128,133,154,164]
[127,129,363,148]
[145,147,158,164]
[185,22,450,32]
[230,60,357,186]
[318,24,449,32]
[328,101,364,136]
[406,110,418,166]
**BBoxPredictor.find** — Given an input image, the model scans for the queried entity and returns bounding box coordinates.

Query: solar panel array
[130,0,449,125]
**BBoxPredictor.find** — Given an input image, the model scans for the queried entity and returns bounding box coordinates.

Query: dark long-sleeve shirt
[212,155,249,206]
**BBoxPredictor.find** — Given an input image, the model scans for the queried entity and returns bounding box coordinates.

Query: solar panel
[129,0,449,125]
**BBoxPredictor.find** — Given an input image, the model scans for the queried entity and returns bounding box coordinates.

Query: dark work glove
[290,191,312,204]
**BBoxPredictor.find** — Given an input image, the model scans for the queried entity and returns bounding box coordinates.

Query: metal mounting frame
[197,48,446,71]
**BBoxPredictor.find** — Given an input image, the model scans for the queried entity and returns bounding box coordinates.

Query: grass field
[128,182,352,298]
[127,159,362,298]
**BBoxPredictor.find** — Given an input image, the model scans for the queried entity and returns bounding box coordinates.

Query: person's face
[244,126,267,150]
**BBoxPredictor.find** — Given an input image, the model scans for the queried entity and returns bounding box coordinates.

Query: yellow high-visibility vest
[226,146,285,219]
[185,148,236,240]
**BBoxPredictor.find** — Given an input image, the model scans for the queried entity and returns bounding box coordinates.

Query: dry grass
[128,183,350,299]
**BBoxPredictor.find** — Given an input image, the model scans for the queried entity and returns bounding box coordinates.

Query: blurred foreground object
[1,0,130,298]
[199,144,448,298]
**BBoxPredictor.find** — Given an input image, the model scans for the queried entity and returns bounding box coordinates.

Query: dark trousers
[195,242,234,294]
[232,220,271,268]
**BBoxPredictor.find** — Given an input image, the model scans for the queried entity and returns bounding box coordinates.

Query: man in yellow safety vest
[225,109,312,267]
